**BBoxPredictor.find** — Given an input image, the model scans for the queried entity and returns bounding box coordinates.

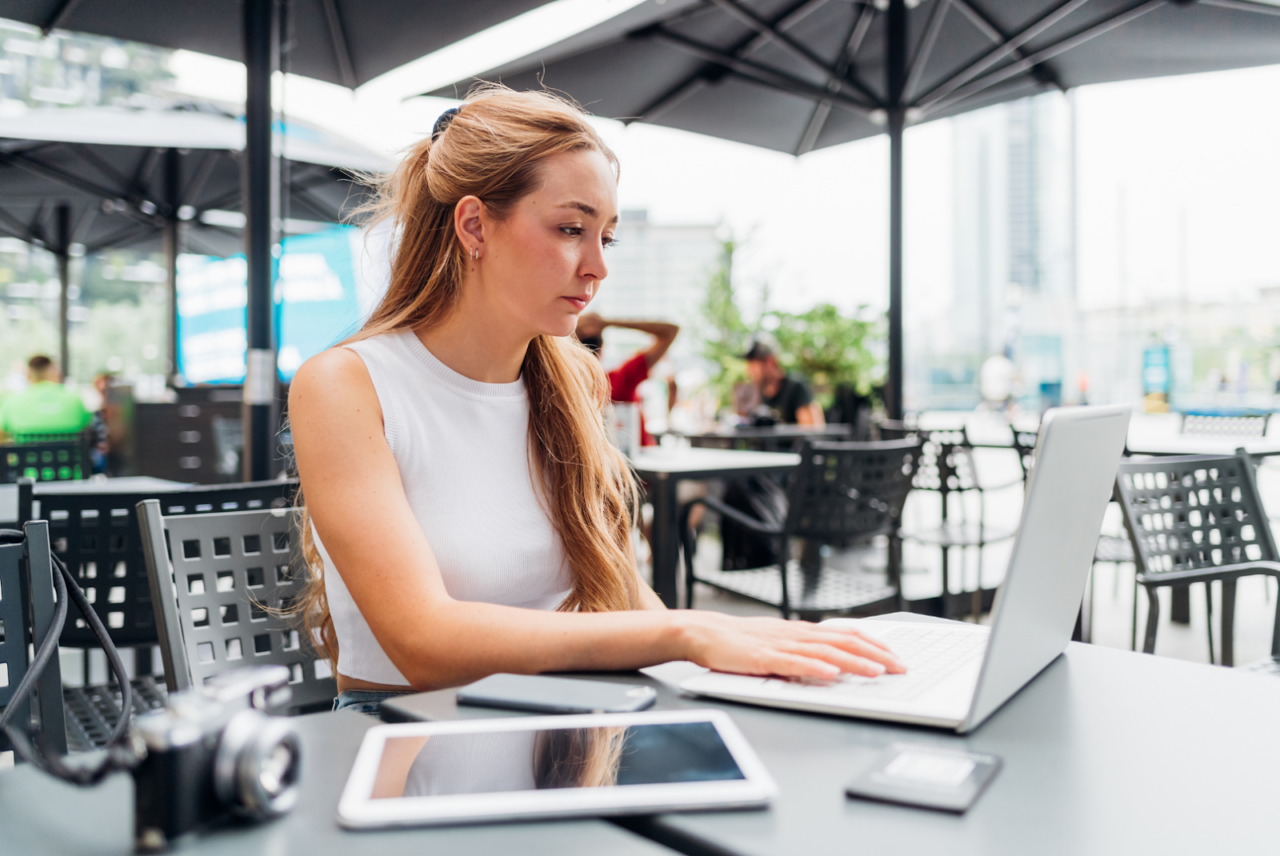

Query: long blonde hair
[296,85,641,666]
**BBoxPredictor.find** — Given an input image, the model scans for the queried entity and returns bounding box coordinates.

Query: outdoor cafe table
[631,448,800,608]
[385,613,1280,856]
[666,424,853,452]
[0,708,677,856]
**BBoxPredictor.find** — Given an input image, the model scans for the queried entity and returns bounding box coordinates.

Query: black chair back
[2,432,91,484]
[16,479,297,649]
[1179,412,1270,438]
[785,439,923,547]
[0,521,68,758]
[1116,453,1279,578]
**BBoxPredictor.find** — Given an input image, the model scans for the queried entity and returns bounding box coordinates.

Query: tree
[699,237,884,411]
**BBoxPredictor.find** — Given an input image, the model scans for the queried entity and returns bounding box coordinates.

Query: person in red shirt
[575,312,679,446]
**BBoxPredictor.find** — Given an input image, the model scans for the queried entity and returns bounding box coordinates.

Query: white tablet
[336,709,776,829]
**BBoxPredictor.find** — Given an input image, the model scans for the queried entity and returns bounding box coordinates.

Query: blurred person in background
[575,312,679,446]
[0,354,92,441]
[741,340,824,426]
[87,371,115,473]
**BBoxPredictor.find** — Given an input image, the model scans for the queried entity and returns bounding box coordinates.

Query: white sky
[168,0,1280,320]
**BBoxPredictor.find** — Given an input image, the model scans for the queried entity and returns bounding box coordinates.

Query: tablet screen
[370,721,745,799]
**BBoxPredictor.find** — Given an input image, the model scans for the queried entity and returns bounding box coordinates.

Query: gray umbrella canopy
[3,0,554,88]
[4,0,557,479]
[431,0,1280,417]
[431,0,1280,154]
[0,100,386,376]
[0,100,385,258]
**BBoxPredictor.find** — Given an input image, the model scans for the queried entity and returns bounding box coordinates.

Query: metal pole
[55,202,71,381]
[163,147,181,383]
[886,0,907,421]
[242,0,281,481]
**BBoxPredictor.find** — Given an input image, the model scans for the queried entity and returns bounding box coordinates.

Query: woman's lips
[562,296,589,310]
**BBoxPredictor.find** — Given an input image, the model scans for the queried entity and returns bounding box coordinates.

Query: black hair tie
[432,107,460,141]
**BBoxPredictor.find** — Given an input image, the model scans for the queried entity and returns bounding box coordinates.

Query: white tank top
[313,330,573,686]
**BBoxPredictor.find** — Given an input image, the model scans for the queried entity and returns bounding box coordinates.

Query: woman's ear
[454,195,485,254]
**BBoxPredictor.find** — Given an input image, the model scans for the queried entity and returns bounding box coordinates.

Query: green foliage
[699,238,752,406]
[699,237,883,410]
[765,304,882,405]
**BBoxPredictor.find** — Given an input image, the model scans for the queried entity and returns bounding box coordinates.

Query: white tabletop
[630,447,801,476]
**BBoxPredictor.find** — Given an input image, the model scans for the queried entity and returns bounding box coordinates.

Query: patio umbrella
[0,100,387,382]
[6,0,556,478]
[425,0,1280,418]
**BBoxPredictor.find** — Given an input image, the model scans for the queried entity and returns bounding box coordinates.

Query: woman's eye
[560,226,584,237]
[602,236,618,250]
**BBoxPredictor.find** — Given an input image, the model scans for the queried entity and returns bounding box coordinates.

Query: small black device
[456,673,658,714]
[131,665,303,852]
[845,743,1001,813]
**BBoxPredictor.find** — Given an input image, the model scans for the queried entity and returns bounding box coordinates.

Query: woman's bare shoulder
[289,346,376,414]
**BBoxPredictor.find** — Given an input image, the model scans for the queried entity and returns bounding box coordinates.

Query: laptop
[680,405,1132,734]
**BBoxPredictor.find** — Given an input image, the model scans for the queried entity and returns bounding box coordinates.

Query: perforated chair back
[1116,453,1279,579]
[911,428,979,495]
[0,521,68,758]
[1179,412,1270,438]
[2,434,90,483]
[784,439,923,544]
[1011,429,1039,481]
[138,501,335,710]
[17,479,297,649]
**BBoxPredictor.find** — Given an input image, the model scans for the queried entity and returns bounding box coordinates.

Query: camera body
[131,665,301,853]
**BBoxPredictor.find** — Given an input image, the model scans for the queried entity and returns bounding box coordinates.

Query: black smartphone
[455,674,658,714]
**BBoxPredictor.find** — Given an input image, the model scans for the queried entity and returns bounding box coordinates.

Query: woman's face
[471,149,619,340]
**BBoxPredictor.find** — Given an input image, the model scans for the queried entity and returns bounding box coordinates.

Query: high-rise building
[910,92,1077,410]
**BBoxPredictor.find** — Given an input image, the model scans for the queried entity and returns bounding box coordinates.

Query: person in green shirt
[0,355,92,441]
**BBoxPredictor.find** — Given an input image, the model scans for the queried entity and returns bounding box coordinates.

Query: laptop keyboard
[788,625,989,703]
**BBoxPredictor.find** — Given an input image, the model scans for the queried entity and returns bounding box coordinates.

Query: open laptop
[680,404,1132,733]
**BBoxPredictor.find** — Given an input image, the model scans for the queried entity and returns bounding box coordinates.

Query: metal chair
[1179,412,1270,438]
[16,478,297,748]
[900,427,1018,620]
[0,521,68,762]
[138,501,336,711]
[1115,452,1280,667]
[680,439,923,619]
[2,432,92,484]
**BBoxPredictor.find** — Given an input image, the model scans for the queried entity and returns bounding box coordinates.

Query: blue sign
[1142,346,1171,395]
[176,225,363,385]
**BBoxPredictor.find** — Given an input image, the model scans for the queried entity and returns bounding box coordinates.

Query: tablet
[337,709,776,829]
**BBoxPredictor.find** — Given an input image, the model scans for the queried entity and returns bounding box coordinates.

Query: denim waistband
[332,688,413,717]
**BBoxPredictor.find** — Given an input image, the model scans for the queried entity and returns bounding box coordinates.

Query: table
[631,448,800,607]
[0,709,676,856]
[667,425,853,452]
[0,476,190,524]
[385,614,1280,855]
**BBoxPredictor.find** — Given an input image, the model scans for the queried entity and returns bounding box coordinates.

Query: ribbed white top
[314,330,572,686]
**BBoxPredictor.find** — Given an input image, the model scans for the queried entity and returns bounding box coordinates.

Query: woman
[290,86,904,715]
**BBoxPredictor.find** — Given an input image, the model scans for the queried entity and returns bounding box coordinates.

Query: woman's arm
[290,348,902,692]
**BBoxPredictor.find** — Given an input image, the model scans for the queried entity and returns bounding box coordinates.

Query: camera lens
[214,709,302,820]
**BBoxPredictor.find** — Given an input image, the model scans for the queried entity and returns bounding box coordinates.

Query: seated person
[288,87,903,717]
[574,312,679,446]
[742,340,825,426]
[0,355,92,442]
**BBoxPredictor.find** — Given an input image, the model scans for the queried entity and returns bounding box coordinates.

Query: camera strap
[0,529,140,784]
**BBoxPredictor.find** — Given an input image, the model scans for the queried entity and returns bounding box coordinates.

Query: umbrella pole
[886,0,907,422]
[163,147,180,384]
[242,0,282,482]
[55,202,71,383]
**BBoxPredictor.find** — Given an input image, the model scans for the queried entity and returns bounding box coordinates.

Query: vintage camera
[131,665,302,853]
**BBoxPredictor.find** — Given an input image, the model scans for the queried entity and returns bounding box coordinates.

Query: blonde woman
[289,86,904,715]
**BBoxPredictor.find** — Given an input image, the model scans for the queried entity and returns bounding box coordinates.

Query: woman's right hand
[671,611,907,680]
